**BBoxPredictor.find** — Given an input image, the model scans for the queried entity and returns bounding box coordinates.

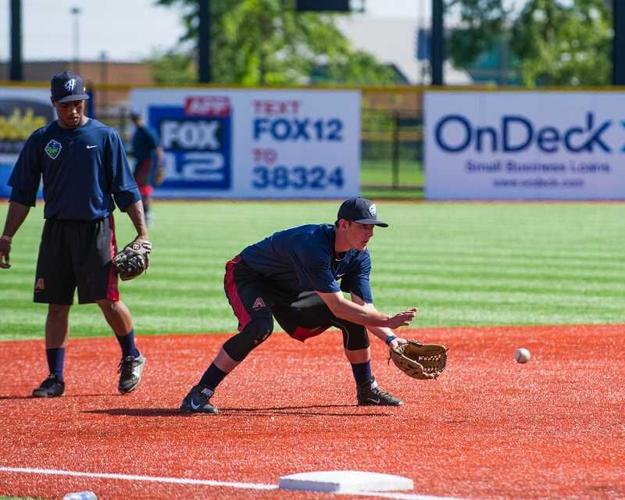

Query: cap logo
[64,79,76,92]
[368,203,377,217]
[44,139,62,159]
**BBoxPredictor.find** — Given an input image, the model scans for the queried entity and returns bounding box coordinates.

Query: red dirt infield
[1,325,624,499]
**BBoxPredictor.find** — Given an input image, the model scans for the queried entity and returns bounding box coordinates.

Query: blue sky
[0,0,426,62]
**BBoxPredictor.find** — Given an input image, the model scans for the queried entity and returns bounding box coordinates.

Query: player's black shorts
[34,217,119,305]
[224,256,370,351]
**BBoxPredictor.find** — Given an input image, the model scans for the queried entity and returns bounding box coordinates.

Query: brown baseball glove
[390,340,448,379]
[113,239,152,281]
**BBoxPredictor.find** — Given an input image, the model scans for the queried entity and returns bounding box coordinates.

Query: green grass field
[1,200,623,341]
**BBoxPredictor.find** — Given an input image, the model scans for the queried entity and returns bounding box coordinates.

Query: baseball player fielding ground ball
[0,71,149,398]
[181,197,418,414]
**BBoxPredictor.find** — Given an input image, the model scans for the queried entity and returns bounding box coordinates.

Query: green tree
[511,0,611,86]
[447,0,612,86]
[153,0,398,85]
[149,51,196,84]
[446,0,509,71]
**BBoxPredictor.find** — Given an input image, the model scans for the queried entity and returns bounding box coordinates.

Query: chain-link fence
[361,88,424,194]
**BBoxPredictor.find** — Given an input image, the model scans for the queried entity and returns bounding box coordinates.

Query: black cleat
[180,385,219,414]
[32,374,65,398]
[356,378,403,406]
[118,354,146,394]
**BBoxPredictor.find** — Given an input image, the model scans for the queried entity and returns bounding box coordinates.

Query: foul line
[0,466,456,500]
[0,466,276,491]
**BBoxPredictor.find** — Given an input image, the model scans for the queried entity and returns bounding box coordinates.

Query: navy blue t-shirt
[240,224,374,302]
[9,119,140,220]
[131,125,160,163]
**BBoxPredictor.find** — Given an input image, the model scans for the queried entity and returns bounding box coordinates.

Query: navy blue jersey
[9,119,140,220]
[240,224,373,302]
[131,125,159,163]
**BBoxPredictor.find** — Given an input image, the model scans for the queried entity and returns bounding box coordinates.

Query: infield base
[278,470,413,493]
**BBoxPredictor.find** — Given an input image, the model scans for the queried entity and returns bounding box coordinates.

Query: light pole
[10,0,23,81]
[614,0,625,85]
[70,6,81,73]
[431,0,443,85]
[198,0,211,83]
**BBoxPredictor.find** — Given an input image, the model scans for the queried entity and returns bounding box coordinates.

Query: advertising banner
[131,88,361,199]
[0,89,54,198]
[425,91,625,200]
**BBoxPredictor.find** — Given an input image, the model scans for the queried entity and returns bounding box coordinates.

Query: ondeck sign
[425,91,625,200]
[132,88,360,199]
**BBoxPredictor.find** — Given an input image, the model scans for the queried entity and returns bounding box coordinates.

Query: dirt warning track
[1,325,624,499]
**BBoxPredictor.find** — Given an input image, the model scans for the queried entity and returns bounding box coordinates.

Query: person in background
[129,111,164,227]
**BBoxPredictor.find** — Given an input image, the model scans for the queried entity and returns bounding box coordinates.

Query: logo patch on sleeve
[44,140,62,159]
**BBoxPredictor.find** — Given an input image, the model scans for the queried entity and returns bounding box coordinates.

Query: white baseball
[514,348,531,364]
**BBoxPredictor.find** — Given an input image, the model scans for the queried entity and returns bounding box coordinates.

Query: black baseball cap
[337,197,388,227]
[50,71,90,103]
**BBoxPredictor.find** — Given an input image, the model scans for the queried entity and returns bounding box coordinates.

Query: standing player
[129,111,164,227]
[181,197,416,414]
[0,71,148,398]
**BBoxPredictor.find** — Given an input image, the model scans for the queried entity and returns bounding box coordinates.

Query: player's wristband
[385,335,397,346]
[0,235,12,243]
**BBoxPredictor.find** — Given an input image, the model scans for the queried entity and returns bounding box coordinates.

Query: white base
[278,470,414,493]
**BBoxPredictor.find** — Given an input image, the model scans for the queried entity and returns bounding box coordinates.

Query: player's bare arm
[350,293,412,348]
[316,290,417,329]
[125,200,150,241]
[0,201,31,269]
[156,146,165,166]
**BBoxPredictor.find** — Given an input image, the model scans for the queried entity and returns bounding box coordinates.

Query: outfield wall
[425,91,625,200]
[4,86,625,201]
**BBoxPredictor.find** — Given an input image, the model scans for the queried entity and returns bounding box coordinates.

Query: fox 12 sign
[131,88,361,199]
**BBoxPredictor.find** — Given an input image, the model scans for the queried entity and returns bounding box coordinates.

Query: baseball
[514,348,531,364]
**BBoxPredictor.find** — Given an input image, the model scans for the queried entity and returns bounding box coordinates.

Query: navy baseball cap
[337,197,388,227]
[50,71,90,103]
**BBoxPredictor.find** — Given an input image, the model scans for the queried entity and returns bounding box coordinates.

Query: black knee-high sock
[351,361,372,385]
[199,363,228,392]
[115,329,140,358]
[46,348,65,380]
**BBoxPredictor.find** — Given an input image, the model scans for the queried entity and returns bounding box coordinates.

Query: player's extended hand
[0,237,11,269]
[384,308,417,329]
